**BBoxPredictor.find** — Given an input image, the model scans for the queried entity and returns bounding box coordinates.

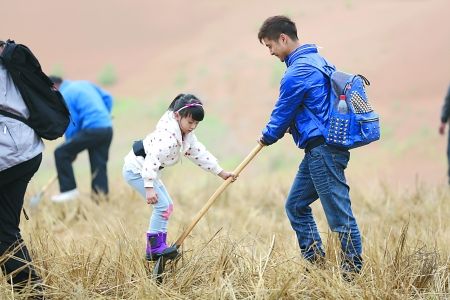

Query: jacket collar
[285,44,318,67]
[60,80,71,92]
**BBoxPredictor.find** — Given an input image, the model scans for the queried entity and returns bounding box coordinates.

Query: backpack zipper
[358,117,379,123]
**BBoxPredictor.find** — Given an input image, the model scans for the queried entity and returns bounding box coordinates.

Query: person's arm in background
[60,89,80,140]
[64,98,80,140]
[439,85,450,135]
[93,84,113,113]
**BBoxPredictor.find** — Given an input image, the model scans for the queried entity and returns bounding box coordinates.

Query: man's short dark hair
[258,16,298,43]
[49,75,63,85]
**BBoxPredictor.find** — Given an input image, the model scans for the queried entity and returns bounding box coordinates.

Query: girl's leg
[149,180,178,260]
[123,167,178,260]
[122,167,171,232]
[149,180,173,233]
[122,167,146,198]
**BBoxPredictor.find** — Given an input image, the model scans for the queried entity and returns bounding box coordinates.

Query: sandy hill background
[2,0,450,189]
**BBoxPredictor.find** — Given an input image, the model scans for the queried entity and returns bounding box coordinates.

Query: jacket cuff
[212,165,223,175]
[143,179,154,188]
[260,135,273,146]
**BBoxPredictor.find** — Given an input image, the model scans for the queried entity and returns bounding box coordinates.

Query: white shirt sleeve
[184,133,223,175]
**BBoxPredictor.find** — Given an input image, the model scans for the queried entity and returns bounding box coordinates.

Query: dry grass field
[2,0,450,298]
[2,176,449,299]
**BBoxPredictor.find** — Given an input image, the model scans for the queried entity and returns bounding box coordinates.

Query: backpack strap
[298,56,335,79]
[303,105,327,137]
[0,109,31,126]
[0,40,17,66]
[298,57,334,137]
[0,40,32,127]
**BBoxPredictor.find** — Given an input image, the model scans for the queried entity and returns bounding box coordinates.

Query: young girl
[123,93,235,261]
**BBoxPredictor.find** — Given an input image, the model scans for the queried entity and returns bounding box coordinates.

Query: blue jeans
[122,167,173,233]
[285,144,362,268]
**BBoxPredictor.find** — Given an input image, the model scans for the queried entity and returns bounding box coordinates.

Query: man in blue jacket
[50,76,113,202]
[258,16,363,275]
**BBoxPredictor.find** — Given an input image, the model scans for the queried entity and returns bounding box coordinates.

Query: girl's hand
[145,187,158,204]
[218,170,237,182]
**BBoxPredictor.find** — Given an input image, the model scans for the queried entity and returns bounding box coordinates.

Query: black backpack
[0,40,70,140]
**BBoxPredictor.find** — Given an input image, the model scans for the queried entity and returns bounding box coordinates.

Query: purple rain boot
[146,232,179,261]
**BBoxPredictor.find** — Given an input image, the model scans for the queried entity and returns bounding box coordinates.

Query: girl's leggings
[122,167,173,233]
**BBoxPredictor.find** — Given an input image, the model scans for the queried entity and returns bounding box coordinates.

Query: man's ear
[280,33,288,45]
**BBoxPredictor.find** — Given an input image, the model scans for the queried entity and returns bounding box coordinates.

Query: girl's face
[175,113,200,135]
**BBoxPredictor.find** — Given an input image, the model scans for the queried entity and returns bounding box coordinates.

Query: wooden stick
[29,174,58,208]
[174,143,264,247]
[41,175,58,192]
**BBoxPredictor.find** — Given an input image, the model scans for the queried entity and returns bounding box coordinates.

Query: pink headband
[175,103,203,113]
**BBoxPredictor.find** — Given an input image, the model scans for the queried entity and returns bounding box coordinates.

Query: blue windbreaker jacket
[60,80,113,140]
[261,44,335,149]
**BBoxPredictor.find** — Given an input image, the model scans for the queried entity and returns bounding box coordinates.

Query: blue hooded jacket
[261,44,335,149]
[60,80,113,140]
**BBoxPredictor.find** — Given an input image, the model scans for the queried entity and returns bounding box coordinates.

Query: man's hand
[439,122,446,135]
[145,187,158,204]
[218,170,237,182]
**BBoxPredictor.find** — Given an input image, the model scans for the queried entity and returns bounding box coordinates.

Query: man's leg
[309,145,362,272]
[0,154,42,290]
[285,157,324,261]
[87,127,113,195]
[55,129,111,193]
[54,134,88,192]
